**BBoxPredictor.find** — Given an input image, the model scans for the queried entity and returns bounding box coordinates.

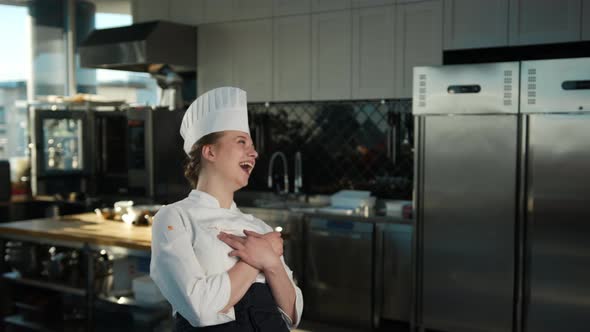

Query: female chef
[150,86,303,332]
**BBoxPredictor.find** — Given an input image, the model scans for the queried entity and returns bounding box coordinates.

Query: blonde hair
[183,132,225,188]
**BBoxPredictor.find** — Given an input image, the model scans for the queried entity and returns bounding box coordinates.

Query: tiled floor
[294,321,370,332]
[294,320,410,332]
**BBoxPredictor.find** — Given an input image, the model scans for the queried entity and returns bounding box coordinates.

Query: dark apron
[174,283,290,332]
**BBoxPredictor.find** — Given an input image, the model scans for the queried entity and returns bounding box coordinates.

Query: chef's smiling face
[206,130,258,190]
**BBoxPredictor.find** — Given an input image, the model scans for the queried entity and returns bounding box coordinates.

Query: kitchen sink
[234,191,329,212]
[252,200,318,212]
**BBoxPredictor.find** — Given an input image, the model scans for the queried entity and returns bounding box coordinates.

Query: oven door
[126,109,151,196]
[92,111,128,195]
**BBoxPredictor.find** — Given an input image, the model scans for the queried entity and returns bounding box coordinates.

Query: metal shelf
[4,314,57,332]
[2,272,86,296]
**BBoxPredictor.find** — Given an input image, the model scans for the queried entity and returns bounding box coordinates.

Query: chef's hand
[218,232,281,271]
[244,230,284,257]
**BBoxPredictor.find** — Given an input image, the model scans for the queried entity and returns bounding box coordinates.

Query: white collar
[188,190,239,211]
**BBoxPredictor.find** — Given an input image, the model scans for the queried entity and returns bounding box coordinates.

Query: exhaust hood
[80,20,196,73]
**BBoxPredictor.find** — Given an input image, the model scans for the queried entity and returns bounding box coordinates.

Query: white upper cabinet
[352,0,394,8]
[131,0,169,22]
[509,0,582,45]
[232,19,273,102]
[273,0,312,16]
[444,0,509,50]
[197,23,234,96]
[352,6,395,99]
[234,0,273,20]
[202,0,234,23]
[312,11,352,100]
[273,15,312,101]
[312,0,352,12]
[582,0,590,40]
[394,0,443,98]
[169,0,205,25]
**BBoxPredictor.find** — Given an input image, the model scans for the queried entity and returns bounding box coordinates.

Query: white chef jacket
[150,190,304,329]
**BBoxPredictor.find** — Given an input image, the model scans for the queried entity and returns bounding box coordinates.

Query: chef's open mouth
[239,161,254,174]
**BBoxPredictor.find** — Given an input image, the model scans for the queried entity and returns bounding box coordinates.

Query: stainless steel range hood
[80,20,196,73]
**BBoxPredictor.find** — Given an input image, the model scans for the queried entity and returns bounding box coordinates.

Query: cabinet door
[444,0,509,50]
[233,19,273,102]
[234,0,272,20]
[273,15,312,101]
[312,0,352,12]
[169,0,205,25]
[304,218,374,327]
[509,0,582,45]
[382,223,412,322]
[197,23,234,96]
[202,0,234,23]
[352,6,395,99]
[131,0,169,22]
[394,0,443,98]
[583,0,590,40]
[273,0,312,16]
[312,11,352,100]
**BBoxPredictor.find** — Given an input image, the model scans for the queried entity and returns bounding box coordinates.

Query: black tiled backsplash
[247,100,413,199]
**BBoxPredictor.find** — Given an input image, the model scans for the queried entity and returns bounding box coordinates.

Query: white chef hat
[180,86,250,155]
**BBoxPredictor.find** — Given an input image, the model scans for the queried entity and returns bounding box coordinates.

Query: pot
[4,241,41,277]
[41,246,81,286]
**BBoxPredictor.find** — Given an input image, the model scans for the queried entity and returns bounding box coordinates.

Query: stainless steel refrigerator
[412,58,590,332]
[519,58,590,332]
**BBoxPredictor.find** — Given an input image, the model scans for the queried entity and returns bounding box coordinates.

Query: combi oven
[30,105,189,203]
[90,107,188,203]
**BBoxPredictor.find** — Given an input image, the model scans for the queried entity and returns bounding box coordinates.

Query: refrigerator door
[525,114,590,332]
[417,115,517,332]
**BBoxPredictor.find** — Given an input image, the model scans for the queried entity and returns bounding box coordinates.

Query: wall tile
[247,99,413,199]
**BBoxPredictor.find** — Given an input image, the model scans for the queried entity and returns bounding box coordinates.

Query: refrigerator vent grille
[418,74,427,108]
[503,70,513,106]
[527,68,537,105]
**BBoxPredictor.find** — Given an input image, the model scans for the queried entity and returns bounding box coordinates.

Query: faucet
[268,151,289,194]
[294,151,302,194]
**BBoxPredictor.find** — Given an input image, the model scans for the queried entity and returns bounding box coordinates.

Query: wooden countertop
[0,213,152,251]
[0,208,412,252]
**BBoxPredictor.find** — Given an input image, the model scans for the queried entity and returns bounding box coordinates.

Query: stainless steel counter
[241,206,413,225]
[240,205,414,328]
[235,190,413,225]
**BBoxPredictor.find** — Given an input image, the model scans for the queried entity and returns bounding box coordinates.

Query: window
[0,2,159,160]
[0,106,6,124]
[0,4,29,159]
